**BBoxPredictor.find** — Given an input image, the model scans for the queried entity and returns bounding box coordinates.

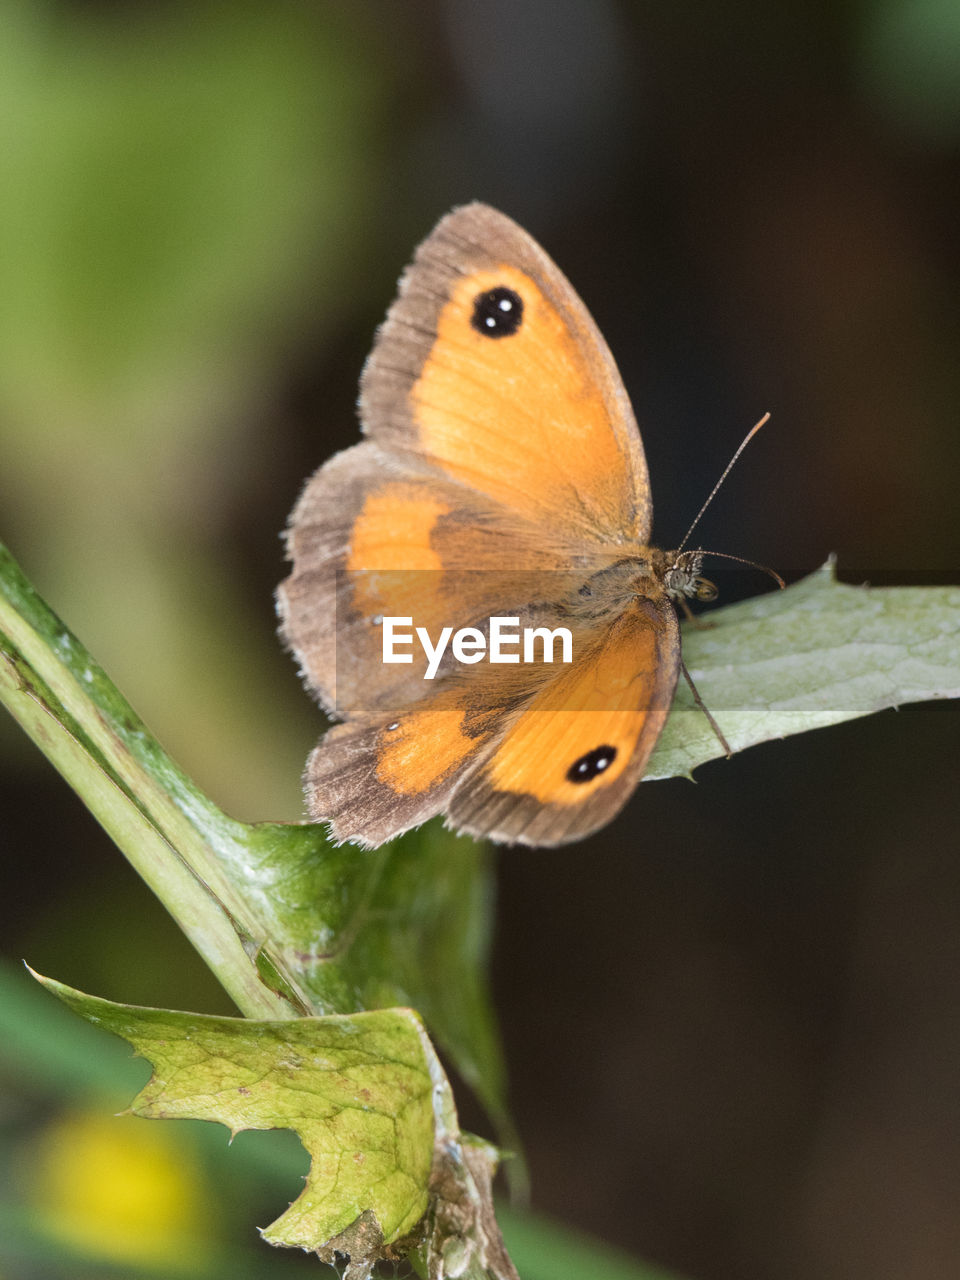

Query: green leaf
[33,975,436,1258]
[32,973,522,1278]
[649,559,960,778]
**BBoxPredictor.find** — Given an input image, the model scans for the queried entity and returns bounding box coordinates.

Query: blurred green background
[1,1,958,1278]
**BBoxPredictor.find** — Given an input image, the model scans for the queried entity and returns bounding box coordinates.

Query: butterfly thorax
[574,548,716,620]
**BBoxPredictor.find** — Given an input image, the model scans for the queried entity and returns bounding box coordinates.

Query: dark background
[1,3,959,1278]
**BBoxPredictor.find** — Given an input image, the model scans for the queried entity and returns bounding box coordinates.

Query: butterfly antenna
[694,548,785,590]
[676,413,771,554]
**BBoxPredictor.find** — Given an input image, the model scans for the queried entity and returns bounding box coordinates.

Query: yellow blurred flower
[26,1108,215,1270]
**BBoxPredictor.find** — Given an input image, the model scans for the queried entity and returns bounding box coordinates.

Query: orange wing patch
[486,608,662,805]
[347,483,448,572]
[376,707,475,796]
[412,266,638,540]
[347,483,449,618]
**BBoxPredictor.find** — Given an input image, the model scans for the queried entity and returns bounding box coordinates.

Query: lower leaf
[32,971,516,1277]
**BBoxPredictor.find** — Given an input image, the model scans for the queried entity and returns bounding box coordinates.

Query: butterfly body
[279,204,700,847]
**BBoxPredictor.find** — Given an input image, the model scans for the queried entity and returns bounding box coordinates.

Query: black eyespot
[471,286,523,338]
[567,745,617,784]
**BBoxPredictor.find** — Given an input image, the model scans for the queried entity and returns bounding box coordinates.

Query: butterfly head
[661,549,718,603]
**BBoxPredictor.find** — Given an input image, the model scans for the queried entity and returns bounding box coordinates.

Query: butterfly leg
[680,660,732,758]
[678,597,715,630]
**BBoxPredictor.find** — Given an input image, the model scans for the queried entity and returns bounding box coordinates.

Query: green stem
[0,541,304,1020]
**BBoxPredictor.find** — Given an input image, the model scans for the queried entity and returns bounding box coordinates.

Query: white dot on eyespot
[498,298,512,311]
[386,722,400,732]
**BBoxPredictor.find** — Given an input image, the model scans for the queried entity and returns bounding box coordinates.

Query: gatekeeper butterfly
[279,204,756,847]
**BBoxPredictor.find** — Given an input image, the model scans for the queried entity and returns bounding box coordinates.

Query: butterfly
[278,203,737,847]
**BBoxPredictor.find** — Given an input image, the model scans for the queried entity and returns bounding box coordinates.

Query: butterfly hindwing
[446,596,681,845]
